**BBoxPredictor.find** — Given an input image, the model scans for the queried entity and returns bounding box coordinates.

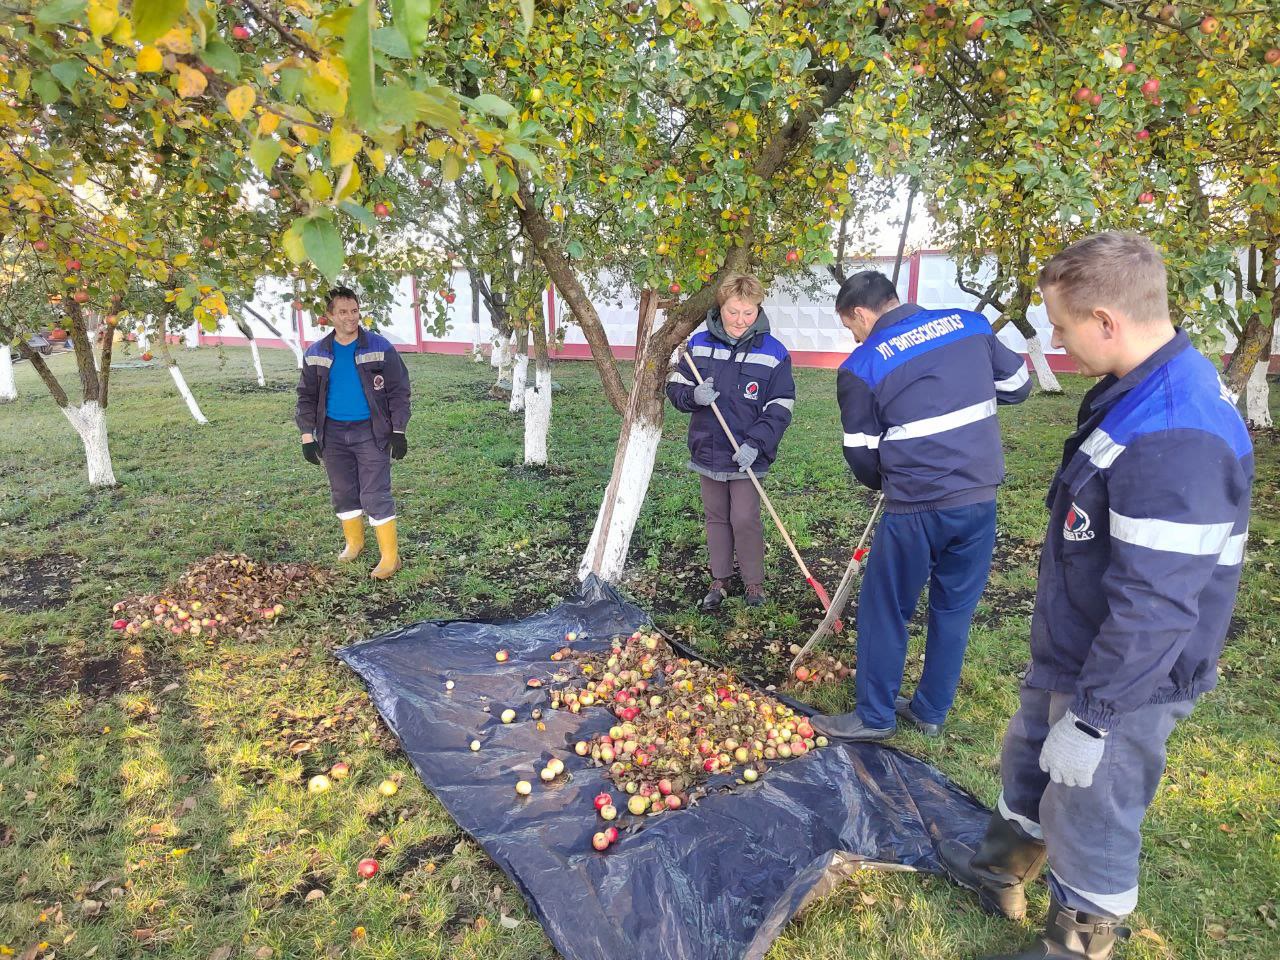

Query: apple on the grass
[356,858,379,878]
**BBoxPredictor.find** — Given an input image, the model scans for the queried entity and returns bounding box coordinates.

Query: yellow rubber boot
[370,518,401,580]
[338,516,365,562]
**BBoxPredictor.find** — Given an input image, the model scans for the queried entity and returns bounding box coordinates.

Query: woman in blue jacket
[666,275,796,609]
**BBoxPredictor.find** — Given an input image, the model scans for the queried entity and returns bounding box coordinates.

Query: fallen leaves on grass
[108,553,321,642]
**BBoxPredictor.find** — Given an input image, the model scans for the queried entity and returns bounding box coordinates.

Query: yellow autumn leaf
[367,148,386,174]
[308,169,333,201]
[225,85,255,121]
[282,223,306,265]
[156,27,194,55]
[110,15,132,44]
[87,0,120,38]
[176,65,207,98]
[136,46,162,73]
[257,111,280,135]
[329,122,362,167]
[337,161,361,200]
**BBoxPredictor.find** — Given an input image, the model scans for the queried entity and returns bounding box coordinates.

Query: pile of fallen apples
[108,553,321,641]
[544,629,828,850]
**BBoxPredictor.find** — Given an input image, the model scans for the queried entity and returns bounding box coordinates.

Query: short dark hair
[325,286,360,310]
[835,271,899,316]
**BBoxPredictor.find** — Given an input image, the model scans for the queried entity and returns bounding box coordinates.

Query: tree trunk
[578,316,668,583]
[157,311,209,424]
[509,326,529,413]
[1005,277,1062,394]
[1023,332,1062,393]
[183,321,200,349]
[249,339,266,386]
[516,181,629,413]
[1226,249,1277,400]
[1227,308,1275,399]
[0,345,15,401]
[1245,342,1272,428]
[578,379,666,582]
[62,400,116,487]
[525,309,552,466]
[241,304,303,368]
[471,275,484,362]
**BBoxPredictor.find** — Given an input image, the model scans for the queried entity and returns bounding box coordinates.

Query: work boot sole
[938,839,1028,922]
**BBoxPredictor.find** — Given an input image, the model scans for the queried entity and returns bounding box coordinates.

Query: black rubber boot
[700,579,728,611]
[980,895,1128,959]
[938,811,1047,921]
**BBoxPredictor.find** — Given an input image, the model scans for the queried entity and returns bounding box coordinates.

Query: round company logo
[1063,502,1096,542]
[373,374,385,391]
[744,381,759,400]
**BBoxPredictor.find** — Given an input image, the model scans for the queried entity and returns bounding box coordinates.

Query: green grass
[1,346,1277,959]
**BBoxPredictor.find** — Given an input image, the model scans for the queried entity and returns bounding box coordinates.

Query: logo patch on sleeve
[743,381,759,400]
[1063,503,1096,542]
[372,374,385,391]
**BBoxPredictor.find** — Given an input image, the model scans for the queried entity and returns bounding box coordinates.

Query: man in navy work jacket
[941,232,1252,960]
[666,274,795,609]
[296,286,411,579]
[814,271,1031,742]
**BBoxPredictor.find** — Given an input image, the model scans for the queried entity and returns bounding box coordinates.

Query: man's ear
[1094,306,1119,340]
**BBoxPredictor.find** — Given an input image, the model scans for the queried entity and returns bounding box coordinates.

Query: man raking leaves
[814,270,1031,742]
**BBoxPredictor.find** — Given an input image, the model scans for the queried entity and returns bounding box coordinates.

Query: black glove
[390,432,408,460]
[302,440,321,465]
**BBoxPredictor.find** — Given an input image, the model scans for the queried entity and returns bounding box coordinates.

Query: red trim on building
[905,251,922,303]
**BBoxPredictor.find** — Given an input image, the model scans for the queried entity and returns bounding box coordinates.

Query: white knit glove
[1039,711,1107,788]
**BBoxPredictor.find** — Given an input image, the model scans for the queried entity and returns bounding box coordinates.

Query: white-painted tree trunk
[524,366,552,466]
[1025,335,1063,393]
[1246,359,1272,427]
[62,401,116,487]
[183,322,200,349]
[490,335,505,369]
[137,327,151,352]
[509,353,528,412]
[472,321,485,362]
[578,418,663,583]
[0,345,16,401]
[169,364,209,424]
[249,339,266,386]
[282,331,304,368]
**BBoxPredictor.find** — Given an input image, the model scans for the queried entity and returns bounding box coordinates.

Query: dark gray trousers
[997,683,1193,918]
[322,418,395,524]
[699,475,765,585]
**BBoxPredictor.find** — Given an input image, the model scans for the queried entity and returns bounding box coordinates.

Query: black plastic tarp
[337,577,990,960]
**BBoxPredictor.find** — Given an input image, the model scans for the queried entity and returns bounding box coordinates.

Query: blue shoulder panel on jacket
[840,308,990,387]
[753,334,790,360]
[362,332,394,353]
[1103,347,1251,459]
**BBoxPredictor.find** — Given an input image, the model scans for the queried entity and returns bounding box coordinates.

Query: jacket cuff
[1068,696,1115,732]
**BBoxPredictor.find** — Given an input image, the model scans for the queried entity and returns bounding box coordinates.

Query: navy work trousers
[854,500,997,728]
[322,418,395,524]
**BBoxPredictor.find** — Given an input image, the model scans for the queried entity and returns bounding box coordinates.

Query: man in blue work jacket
[941,232,1252,960]
[296,287,412,579]
[814,271,1031,742]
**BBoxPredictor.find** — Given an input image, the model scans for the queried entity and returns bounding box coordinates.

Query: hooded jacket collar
[705,305,771,348]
